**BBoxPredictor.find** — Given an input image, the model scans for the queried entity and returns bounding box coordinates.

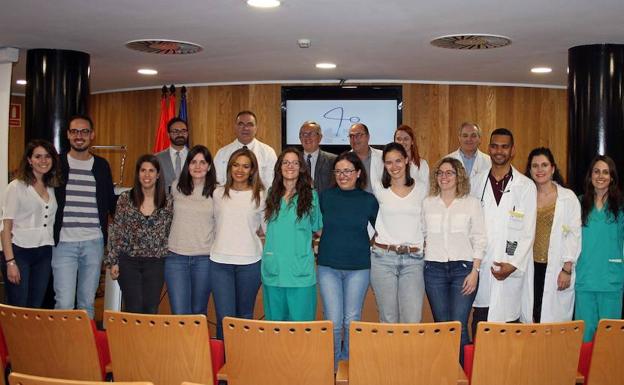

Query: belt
[374,242,420,255]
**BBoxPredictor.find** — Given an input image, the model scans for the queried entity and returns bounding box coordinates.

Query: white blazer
[539,184,582,322]
[446,149,491,180]
[471,167,537,322]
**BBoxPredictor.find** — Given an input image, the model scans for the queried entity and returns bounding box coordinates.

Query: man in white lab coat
[446,122,491,180]
[470,128,537,338]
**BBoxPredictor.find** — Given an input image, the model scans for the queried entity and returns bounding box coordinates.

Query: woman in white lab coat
[525,147,581,322]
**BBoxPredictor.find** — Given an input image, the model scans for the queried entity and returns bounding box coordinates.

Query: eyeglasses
[300,132,319,138]
[348,132,367,140]
[333,169,356,176]
[237,122,256,129]
[68,128,92,136]
[281,160,300,167]
[435,170,457,178]
[170,129,188,135]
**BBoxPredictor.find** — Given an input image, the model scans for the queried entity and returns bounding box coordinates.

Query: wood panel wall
[9,84,567,187]
[8,95,25,175]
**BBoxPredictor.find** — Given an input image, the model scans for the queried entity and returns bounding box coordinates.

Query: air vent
[125,39,203,55]
[430,34,511,50]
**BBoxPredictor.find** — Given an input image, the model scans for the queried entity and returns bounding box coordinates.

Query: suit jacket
[155,149,176,193]
[314,150,337,193]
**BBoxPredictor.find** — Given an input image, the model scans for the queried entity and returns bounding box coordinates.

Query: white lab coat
[446,149,491,180]
[471,167,537,322]
[539,184,582,322]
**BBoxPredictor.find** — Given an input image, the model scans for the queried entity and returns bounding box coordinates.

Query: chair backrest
[0,305,103,381]
[104,311,214,385]
[471,321,584,385]
[348,321,461,385]
[8,372,153,385]
[586,319,624,385]
[222,317,334,385]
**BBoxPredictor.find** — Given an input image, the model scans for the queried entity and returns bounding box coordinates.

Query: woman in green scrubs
[262,147,322,321]
[575,155,624,342]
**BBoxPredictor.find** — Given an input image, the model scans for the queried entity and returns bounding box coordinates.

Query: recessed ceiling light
[531,67,552,74]
[137,68,158,75]
[16,79,27,85]
[316,62,336,69]
[247,0,281,8]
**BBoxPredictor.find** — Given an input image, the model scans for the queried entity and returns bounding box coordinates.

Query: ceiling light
[247,0,281,8]
[137,68,158,75]
[16,79,27,85]
[316,62,336,69]
[531,67,552,74]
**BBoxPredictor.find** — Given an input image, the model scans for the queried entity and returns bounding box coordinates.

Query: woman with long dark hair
[105,154,173,314]
[211,148,265,339]
[1,140,61,307]
[371,142,428,324]
[524,147,581,323]
[165,145,216,316]
[575,155,624,341]
[317,151,378,368]
[262,147,322,321]
[394,125,429,186]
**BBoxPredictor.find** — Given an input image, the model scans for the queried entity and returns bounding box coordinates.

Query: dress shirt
[214,138,277,188]
[169,147,188,178]
[423,195,486,262]
[304,149,319,180]
[459,150,476,176]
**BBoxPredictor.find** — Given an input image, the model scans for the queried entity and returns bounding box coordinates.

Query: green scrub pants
[575,290,623,342]
[263,284,317,321]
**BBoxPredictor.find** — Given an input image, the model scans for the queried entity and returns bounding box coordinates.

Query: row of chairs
[0,303,621,385]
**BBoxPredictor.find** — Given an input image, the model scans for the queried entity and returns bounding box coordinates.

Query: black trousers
[118,256,164,314]
[533,262,547,323]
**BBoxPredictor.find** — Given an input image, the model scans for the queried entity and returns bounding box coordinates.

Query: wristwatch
[473,266,481,273]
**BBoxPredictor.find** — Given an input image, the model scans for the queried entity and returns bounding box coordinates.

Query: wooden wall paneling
[8,95,25,176]
[248,84,281,152]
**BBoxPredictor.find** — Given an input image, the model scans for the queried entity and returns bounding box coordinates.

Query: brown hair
[223,148,264,207]
[394,124,421,168]
[16,139,61,187]
[429,157,470,198]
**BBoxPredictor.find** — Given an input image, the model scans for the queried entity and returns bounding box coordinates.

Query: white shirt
[446,149,491,180]
[303,149,319,180]
[423,195,487,262]
[373,183,427,248]
[214,138,278,188]
[1,179,57,248]
[410,160,430,193]
[168,181,215,256]
[210,187,265,265]
[169,146,189,175]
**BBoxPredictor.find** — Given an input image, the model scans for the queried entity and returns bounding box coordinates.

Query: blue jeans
[424,260,476,364]
[164,253,212,316]
[370,247,425,323]
[210,260,261,339]
[1,245,52,307]
[52,238,104,318]
[318,265,370,368]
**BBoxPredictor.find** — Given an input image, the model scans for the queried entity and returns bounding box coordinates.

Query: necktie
[175,151,182,177]
[242,145,248,150]
[307,154,313,179]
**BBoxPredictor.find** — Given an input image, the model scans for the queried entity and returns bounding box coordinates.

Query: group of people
[1,112,622,367]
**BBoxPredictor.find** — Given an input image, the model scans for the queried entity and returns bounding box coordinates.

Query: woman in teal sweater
[318,151,379,369]
[262,148,322,321]
[575,155,624,342]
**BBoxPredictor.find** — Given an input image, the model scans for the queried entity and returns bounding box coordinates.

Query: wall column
[0,47,19,194]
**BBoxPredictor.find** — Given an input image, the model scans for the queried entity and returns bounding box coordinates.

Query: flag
[152,86,171,153]
[167,84,176,124]
[179,86,187,122]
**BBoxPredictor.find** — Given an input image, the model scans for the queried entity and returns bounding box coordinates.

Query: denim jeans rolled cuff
[164,252,212,315]
[210,260,261,340]
[318,265,370,367]
[52,238,104,319]
[424,260,476,363]
[2,244,52,308]
[370,247,425,323]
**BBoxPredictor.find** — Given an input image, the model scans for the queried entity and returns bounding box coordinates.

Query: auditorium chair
[0,305,110,381]
[335,321,468,385]
[577,319,624,385]
[8,372,152,385]
[467,321,584,385]
[219,317,334,385]
[103,311,224,385]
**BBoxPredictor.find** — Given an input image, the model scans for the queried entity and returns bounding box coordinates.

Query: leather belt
[374,242,420,255]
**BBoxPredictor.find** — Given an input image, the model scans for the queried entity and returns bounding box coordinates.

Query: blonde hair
[429,157,470,197]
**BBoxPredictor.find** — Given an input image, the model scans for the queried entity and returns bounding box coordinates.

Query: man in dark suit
[155,117,189,193]
[299,121,337,193]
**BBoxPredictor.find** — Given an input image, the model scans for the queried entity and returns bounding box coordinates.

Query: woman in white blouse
[371,142,427,323]
[210,148,265,339]
[1,140,61,307]
[423,157,486,364]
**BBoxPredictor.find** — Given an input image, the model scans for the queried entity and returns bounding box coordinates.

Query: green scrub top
[575,206,624,292]
[262,191,322,288]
